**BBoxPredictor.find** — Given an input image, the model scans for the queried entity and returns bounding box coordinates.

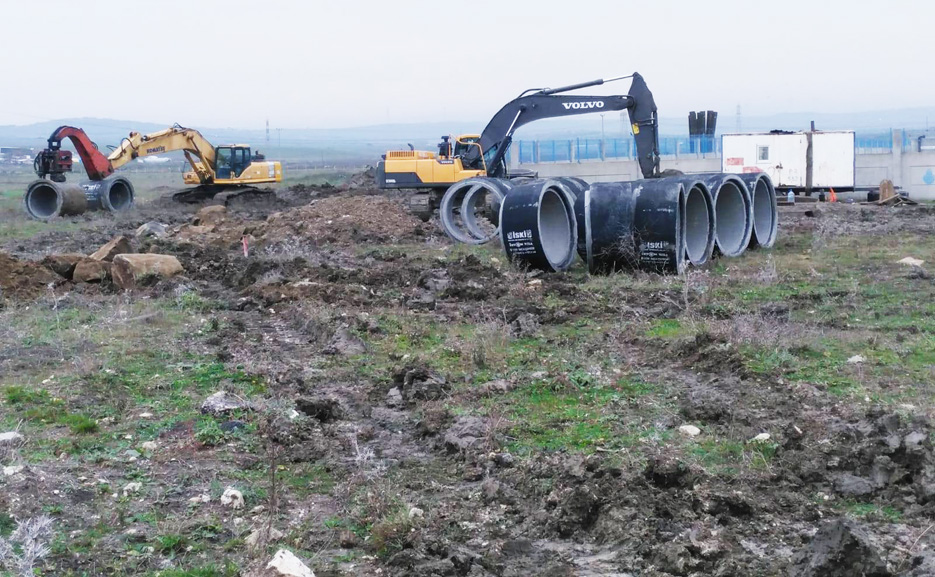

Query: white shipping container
[721,131,855,190]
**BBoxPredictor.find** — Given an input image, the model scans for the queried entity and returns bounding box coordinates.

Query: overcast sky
[0,0,931,130]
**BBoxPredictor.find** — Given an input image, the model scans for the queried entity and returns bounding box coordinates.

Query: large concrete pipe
[553,177,589,199]
[698,174,752,258]
[440,177,511,244]
[460,178,512,241]
[24,180,88,220]
[675,178,716,266]
[574,179,686,274]
[24,176,135,221]
[736,173,778,248]
[81,176,135,213]
[500,179,578,272]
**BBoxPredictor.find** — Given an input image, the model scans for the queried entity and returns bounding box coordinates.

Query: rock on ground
[788,518,890,577]
[264,548,315,577]
[221,486,245,509]
[73,259,112,283]
[90,235,132,262]
[0,431,24,445]
[111,254,184,289]
[444,416,488,453]
[41,253,86,280]
[193,205,227,226]
[246,527,284,550]
[322,327,366,356]
[201,391,249,416]
[135,222,168,238]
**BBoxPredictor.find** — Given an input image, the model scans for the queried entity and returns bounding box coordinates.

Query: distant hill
[2,107,934,156]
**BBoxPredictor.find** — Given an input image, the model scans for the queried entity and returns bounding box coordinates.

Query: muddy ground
[2,180,935,576]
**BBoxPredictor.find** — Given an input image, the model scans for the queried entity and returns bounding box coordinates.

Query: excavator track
[171,185,272,204]
[407,191,440,222]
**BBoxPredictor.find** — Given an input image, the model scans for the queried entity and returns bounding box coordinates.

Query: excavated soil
[0,252,59,301]
[3,184,935,576]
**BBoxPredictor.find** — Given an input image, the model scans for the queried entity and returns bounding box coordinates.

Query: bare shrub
[754,254,779,285]
[0,516,54,577]
[469,320,512,370]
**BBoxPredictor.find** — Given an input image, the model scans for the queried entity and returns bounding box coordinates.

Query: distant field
[0,164,363,208]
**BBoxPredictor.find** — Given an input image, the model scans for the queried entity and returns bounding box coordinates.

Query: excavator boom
[106,125,218,182]
[376,72,661,195]
[469,72,659,179]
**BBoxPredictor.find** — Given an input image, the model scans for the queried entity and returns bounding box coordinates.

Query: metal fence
[518,136,720,164]
[518,132,914,164]
[855,132,913,155]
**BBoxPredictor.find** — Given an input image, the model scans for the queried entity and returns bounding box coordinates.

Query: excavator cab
[215,145,252,179]
[453,135,481,159]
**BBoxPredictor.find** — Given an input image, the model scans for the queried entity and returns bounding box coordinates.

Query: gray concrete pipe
[440,177,511,244]
[24,177,135,220]
[24,180,87,220]
[696,173,753,258]
[672,178,716,266]
[735,172,778,248]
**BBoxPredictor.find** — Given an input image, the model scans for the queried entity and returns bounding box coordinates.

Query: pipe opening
[26,182,60,219]
[714,182,748,256]
[684,184,711,264]
[539,187,574,268]
[108,180,134,211]
[751,179,773,246]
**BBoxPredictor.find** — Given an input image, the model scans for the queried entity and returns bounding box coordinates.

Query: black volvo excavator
[376,72,661,218]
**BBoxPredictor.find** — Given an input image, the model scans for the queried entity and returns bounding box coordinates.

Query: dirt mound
[259,195,433,247]
[0,252,59,300]
[343,166,377,190]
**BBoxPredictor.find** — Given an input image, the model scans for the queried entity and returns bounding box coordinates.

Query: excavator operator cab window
[215,146,251,179]
[453,137,479,158]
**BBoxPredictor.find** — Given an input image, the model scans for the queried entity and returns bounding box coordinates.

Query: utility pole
[266,119,270,144]
[600,113,605,160]
[276,128,282,158]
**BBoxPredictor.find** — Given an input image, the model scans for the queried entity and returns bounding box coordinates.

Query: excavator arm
[465,73,660,179]
[35,124,219,184]
[106,125,218,182]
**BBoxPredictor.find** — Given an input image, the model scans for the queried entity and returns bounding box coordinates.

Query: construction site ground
[2,166,935,576]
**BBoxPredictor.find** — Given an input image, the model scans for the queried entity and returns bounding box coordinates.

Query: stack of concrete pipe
[24,177,135,221]
[439,172,776,274]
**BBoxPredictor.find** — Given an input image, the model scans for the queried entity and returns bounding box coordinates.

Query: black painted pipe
[80,176,135,213]
[500,179,578,272]
[574,178,686,274]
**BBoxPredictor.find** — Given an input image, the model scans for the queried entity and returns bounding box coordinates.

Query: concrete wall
[528,156,720,182]
[516,129,935,200]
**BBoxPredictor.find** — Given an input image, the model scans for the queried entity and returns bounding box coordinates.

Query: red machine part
[35,126,114,181]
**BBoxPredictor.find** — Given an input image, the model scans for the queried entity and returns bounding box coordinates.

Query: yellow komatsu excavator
[34,124,283,202]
